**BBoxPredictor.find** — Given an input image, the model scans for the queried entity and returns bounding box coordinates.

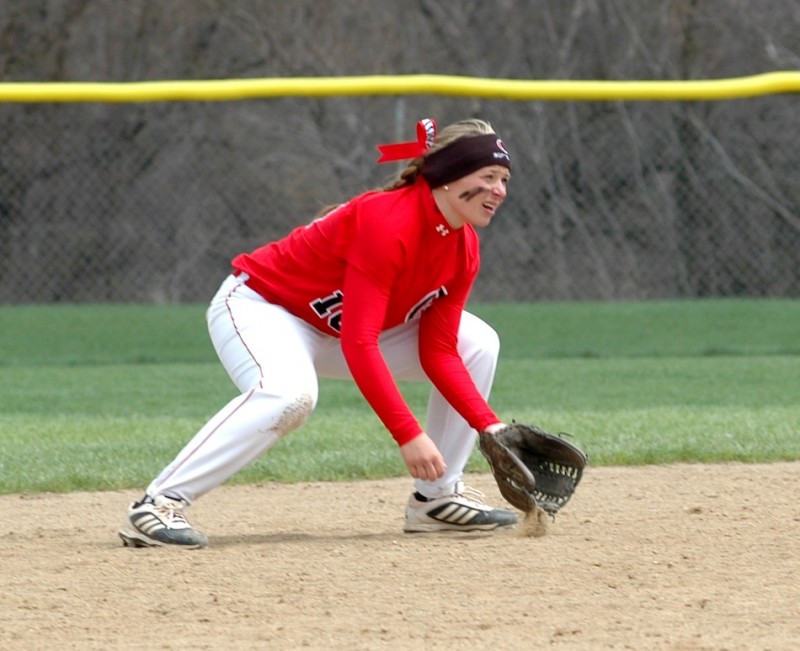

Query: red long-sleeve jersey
[231,178,499,445]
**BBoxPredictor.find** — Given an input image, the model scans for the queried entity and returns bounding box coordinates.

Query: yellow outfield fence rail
[0,71,800,103]
[0,73,798,303]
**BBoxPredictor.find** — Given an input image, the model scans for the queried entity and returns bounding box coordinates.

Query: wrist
[398,429,426,447]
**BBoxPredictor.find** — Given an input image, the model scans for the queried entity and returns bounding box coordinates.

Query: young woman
[119,117,516,548]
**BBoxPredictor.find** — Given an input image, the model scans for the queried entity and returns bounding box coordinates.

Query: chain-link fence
[1,94,798,304]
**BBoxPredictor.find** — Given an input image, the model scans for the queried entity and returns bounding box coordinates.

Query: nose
[491,179,507,199]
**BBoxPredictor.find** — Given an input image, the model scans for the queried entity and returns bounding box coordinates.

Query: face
[434,165,510,229]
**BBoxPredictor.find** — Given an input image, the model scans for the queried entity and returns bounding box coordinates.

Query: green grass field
[1,299,798,495]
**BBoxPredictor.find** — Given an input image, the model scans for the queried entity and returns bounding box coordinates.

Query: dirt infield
[1,462,798,650]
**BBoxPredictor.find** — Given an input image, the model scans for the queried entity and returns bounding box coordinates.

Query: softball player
[119,118,516,548]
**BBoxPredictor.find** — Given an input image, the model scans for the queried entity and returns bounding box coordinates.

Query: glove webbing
[531,459,583,513]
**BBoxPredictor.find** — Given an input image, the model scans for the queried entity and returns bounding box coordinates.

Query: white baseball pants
[147,273,499,504]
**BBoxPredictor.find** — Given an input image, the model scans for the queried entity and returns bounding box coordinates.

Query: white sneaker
[118,495,208,549]
[403,481,518,533]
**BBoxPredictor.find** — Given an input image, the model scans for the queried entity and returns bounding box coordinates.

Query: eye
[485,172,510,187]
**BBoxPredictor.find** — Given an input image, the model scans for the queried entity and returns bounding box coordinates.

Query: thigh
[313,311,495,381]
[207,275,324,397]
[312,318,424,381]
[452,311,500,364]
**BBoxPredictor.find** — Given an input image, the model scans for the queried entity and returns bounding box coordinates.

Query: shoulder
[461,224,480,253]
[354,186,423,233]
[461,225,482,273]
[358,185,417,211]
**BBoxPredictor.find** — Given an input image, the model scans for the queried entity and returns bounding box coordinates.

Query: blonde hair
[382,119,496,191]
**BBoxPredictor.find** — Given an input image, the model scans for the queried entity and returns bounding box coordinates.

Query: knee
[479,322,500,360]
[249,388,316,437]
[459,315,500,366]
[273,391,315,435]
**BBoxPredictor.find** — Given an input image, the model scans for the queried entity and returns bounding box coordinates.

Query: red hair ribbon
[376,118,437,163]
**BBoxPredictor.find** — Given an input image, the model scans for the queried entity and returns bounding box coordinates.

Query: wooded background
[1,0,798,303]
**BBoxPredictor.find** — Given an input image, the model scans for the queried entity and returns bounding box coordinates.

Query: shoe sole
[118,528,207,550]
[403,521,515,533]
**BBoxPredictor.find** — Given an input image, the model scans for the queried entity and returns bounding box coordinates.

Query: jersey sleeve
[339,265,424,446]
[418,279,500,432]
[339,198,425,445]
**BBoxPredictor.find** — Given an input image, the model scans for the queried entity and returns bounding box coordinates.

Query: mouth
[482,201,500,216]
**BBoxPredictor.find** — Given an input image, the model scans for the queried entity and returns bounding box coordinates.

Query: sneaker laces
[452,482,487,505]
[153,499,189,526]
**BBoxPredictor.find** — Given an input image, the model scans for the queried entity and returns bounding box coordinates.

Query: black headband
[421,134,511,189]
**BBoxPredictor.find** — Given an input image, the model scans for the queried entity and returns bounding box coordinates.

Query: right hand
[400,432,446,481]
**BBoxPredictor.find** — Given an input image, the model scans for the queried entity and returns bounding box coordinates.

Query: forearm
[342,335,423,445]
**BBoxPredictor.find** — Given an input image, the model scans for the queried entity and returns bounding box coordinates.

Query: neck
[431,187,465,230]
